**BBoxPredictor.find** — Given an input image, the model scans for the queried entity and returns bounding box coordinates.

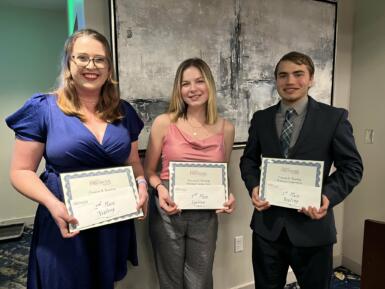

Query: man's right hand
[251,186,270,211]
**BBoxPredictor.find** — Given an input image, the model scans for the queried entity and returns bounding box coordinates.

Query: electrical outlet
[364,129,374,144]
[234,235,244,253]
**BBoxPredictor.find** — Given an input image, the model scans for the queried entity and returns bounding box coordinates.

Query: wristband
[155,182,164,191]
[136,177,148,188]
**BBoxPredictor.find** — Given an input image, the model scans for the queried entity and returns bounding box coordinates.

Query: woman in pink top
[144,58,235,289]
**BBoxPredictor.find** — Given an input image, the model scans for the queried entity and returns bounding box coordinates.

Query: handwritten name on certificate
[169,162,228,209]
[60,166,143,232]
[259,158,324,209]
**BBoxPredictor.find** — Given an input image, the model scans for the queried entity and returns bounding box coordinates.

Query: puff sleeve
[121,100,144,142]
[5,93,49,143]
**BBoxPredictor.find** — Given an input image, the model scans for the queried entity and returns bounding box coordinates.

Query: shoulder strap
[221,118,226,133]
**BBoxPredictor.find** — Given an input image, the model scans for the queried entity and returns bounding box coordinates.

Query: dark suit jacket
[240,96,363,247]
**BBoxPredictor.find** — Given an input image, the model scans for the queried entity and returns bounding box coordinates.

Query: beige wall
[342,0,385,274]
[84,0,110,38]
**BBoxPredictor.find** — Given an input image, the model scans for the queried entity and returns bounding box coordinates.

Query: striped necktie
[280,108,295,158]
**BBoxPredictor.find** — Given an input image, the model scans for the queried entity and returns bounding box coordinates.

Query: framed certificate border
[259,158,323,206]
[169,162,229,208]
[61,166,143,231]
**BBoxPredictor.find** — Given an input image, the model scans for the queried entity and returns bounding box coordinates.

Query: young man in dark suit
[239,51,363,289]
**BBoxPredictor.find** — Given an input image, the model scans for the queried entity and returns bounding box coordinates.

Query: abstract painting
[110,0,337,150]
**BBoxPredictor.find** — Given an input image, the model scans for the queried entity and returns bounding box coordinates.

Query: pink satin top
[160,122,226,180]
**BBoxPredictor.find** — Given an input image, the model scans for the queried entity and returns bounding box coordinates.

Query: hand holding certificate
[259,158,324,210]
[169,162,228,210]
[60,166,143,232]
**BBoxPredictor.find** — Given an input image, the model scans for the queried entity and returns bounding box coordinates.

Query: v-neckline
[79,119,109,146]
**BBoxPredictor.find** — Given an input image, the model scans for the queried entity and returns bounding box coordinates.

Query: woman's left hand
[216,193,235,214]
[136,183,149,220]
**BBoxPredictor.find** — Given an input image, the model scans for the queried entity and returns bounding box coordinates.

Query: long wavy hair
[168,58,218,125]
[55,29,122,122]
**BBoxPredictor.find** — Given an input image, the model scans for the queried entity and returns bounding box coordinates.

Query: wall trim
[0,215,35,226]
[230,282,254,289]
[342,256,361,275]
[228,268,299,289]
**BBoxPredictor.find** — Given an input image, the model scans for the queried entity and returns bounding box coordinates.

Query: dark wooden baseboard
[361,219,385,289]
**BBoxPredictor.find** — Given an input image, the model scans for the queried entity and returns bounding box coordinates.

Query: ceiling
[0,0,66,10]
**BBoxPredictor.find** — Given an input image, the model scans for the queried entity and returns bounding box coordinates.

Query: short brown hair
[274,51,315,79]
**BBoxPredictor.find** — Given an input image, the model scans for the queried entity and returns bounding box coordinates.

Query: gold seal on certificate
[60,166,143,232]
[259,158,324,209]
[169,162,228,210]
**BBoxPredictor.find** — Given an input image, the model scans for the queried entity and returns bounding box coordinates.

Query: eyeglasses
[71,54,108,69]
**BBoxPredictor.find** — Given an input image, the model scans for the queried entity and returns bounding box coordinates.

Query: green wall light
[67,0,85,35]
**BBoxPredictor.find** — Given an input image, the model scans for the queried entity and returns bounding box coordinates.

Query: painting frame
[109,0,337,151]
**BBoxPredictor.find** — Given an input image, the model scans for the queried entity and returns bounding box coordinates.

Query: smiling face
[69,36,109,97]
[275,60,314,104]
[180,66,209,109]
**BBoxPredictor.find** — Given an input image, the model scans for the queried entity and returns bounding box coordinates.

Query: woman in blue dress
[5,29,148,289]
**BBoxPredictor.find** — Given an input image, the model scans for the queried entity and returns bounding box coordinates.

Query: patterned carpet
[0,227,31,289]
[284,266,361,289]
[330,267,361,289]
[0,227,361,289]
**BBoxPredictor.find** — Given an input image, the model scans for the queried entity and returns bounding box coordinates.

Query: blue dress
[5,94,144,289]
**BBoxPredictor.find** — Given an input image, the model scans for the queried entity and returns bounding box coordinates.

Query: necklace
[186,119,205,136]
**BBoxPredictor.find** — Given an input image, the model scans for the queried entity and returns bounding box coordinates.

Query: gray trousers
[149,192,218,289]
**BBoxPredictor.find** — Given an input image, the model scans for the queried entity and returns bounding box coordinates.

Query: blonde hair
[168,58,218,124]
[55,29,122,122]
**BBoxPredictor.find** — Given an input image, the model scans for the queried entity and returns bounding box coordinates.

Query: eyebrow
[278,70,305,75]
[74,52,106,57]
[181,77,204,82]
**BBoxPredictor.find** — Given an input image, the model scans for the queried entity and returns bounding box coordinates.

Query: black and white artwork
[110,0,336,150]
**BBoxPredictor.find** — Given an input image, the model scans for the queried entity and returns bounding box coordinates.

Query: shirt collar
[279,95,308,116]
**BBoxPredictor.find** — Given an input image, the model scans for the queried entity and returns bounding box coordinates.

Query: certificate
[60,166,143,232]
[169,162,228,209]
[259,158,324,209]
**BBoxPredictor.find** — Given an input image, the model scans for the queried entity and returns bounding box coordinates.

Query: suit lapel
[270,102,284,157]
[289,96,320,157]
